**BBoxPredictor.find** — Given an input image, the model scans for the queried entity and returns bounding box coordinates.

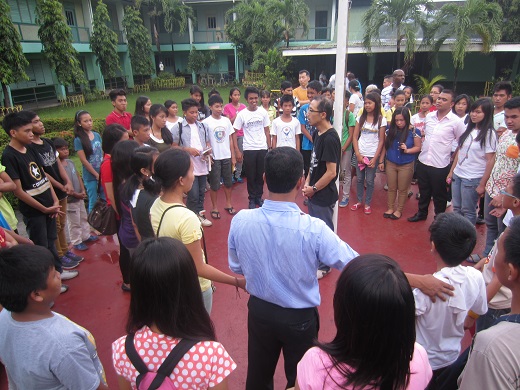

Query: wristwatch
[312,185,318,192]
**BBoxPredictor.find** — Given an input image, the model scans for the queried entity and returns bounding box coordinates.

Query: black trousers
[243,149,267,201]
[301,149,312,179]
[24,214,62,272]
[246,296,319,390]
[416,161,450,217]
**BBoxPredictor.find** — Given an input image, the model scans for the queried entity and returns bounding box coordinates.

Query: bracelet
[468,310,480,320]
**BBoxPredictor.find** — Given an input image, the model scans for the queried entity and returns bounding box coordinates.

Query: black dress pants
[416,160,450,217]
[243,149,267,201]
[246,296,319,390]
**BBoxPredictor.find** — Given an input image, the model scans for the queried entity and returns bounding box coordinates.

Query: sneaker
[61,255,80,270]
[364,206,372,215]
[446,201,452,208]
[317,269,331,280]
[236,177,243,184]
[60,284,69,294]
[384,183,389,191]
[339,197,349,208]
[84,235,99,243]
[73,242,89,251]
[198,211,213,227]
[66,251,84,262]
[61,270,79,280]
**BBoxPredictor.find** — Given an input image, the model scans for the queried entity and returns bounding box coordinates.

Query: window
[65,9,76,26]
[207,16,216,29]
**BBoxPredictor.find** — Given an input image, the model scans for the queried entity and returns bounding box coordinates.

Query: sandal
[467,253,483,264]
[210,210,221,219]
[224,207,237,215]
[350,203,363,211]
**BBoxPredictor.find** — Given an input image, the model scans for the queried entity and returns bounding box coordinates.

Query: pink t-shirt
[223,103,246,137]
[112,326,236,390]
[297,343,432,390]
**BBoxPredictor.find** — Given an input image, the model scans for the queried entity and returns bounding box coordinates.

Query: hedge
[0,118,106,210]
[0,118,106,156]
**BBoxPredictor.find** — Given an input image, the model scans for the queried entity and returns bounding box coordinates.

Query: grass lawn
[37,87,245,120]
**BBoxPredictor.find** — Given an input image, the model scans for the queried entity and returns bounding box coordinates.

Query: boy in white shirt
[234,87,271,209]
[271,94,301,150]
[414,213,487,385]
[203,94,237,219]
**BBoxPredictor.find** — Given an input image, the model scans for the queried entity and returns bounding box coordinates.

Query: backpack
[125,333,199,390]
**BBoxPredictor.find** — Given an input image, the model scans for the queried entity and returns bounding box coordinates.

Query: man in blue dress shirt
[228,147,359,390]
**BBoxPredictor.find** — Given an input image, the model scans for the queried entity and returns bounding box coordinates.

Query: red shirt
[106,111,132,130]
[100,154,113,206]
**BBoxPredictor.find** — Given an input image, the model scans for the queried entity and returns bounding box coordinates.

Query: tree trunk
[396,27,401,69]
[453,66,459,92]
[1,82,11,108]
[170,33,177,74]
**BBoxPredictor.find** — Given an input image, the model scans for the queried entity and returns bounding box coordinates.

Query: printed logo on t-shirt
[39,149,57,167]
[213,126,227,143]
[29,162,42,180]
[245,116,265,132]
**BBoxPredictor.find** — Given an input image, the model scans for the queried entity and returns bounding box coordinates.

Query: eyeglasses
[500,189,520,201]
[308,108,323,113]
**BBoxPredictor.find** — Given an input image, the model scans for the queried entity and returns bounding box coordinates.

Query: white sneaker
[198,211,213,227]
[317,269,331,280]
[61,270,79,280]
[446,201,452,208]
[60,284,69,294]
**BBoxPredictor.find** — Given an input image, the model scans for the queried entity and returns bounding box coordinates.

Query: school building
[3,0,519,107]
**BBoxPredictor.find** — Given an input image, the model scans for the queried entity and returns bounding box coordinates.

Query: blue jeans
[484,191,505,256]
[187,175,207,214]
[355,161,376,206]
[84,179,105,213]
[451,174,480,225]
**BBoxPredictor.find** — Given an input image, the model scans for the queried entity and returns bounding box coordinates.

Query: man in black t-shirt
[302,97,341,279]
[1,111,73,292]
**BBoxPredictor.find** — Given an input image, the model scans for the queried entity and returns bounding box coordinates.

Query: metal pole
[332,0,350,233]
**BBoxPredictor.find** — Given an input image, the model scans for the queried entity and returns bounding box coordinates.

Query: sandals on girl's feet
[210,210,221,219]
[350,203,363,211]
[467,254,483,263]
[224,207,237,215]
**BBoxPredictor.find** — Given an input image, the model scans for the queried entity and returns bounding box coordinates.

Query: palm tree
[140,0,194,71]
[426,0,502,91]
[413,74,446,96]
[268,0,309,47]
[362,0,433,69]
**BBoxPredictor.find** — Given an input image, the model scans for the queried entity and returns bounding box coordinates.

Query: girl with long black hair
[296,254,432,389]
[112,237,236,389]
[73,110,103,211]
[448,98,497,225]
[146,104,174,153]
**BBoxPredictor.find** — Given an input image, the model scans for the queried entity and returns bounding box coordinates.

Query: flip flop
[224,207,237,215]
[210,210,221,219]
[467,253,482,263]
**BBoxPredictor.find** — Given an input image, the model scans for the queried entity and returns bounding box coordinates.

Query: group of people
[0,67,519,390]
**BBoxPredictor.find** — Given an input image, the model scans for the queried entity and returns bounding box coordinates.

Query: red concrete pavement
[0,173,484,389]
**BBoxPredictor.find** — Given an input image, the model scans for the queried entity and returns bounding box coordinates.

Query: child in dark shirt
[1,111,77,291]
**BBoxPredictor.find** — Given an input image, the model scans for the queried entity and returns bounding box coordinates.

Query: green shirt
[342,111,356,151]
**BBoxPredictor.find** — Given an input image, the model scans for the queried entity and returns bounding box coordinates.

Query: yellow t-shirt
[293,87,308,103]
[0,163,18,230]
[150,199,211,292]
